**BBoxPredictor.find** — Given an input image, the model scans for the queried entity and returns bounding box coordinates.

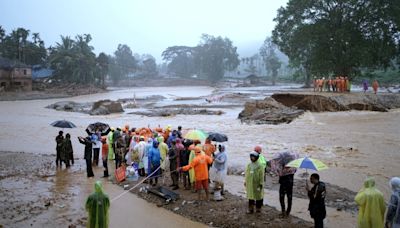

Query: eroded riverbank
[0,85,399,227]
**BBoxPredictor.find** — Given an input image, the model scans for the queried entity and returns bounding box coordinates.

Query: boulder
[46,101,91,113]
[90,100,124,115]
[238,97,305,124]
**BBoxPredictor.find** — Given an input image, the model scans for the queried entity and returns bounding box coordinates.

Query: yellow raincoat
[354,177,386,228]
[245,161,265,200]
[157,137,168,170]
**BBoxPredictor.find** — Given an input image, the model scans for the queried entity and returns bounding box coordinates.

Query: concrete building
[0,57,32,91]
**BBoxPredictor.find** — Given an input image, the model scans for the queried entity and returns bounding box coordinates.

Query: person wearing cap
[245,151,265,213]
[177,126,183,139]
[254,145,266,170]
[181,146,213,200]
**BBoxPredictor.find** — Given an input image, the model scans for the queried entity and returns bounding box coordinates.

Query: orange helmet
[254,145,262,153]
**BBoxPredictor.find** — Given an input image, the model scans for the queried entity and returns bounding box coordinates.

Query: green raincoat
[354,177,386,228]
[188,149,196,184]
[258,154,267,170]
[86,181,110,228]
[107,132,114,160]
[245,161,265,200]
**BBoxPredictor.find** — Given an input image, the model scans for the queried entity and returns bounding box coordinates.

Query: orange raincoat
[182,151,213,181]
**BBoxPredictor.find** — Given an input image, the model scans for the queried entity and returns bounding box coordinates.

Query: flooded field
[0,85,399,227]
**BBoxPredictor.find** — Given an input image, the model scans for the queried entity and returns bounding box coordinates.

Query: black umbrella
[50,120,76,129]
[207,132,228,142]
[270,151,299,176]
[86,122,111,136]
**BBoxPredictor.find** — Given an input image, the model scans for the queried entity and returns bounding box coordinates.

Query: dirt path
[0,152,204,228]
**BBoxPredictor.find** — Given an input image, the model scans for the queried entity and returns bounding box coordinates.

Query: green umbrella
[184,129,208,141]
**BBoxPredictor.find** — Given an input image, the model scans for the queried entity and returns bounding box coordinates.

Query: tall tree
[162,46,195,78]
[48,34,97,84]
[193,34,240,82]
[0,27,46,65]
[109,44,137,84]
[272,0,400,86]
[260,37,282,85]
[139,55,158,78]
[97,52,108,87]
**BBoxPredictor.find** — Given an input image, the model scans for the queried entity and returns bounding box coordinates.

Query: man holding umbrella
[271,151,298,218]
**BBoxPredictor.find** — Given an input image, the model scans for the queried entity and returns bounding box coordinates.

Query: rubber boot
[246,205,254,214]
[214,189,223,201]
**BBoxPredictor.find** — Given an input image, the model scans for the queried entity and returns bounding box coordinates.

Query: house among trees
[0,57,32,91]
[245,74,260,85]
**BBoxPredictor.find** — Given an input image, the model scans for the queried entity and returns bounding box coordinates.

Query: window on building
[0,82,6,87]
[24,69,27,75]
[14,82,22,86]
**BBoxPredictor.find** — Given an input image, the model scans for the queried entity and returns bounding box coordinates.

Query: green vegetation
[162,34,240,82]
[272,0,400,86]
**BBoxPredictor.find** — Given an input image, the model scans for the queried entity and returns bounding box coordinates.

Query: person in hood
[181,146,213,200]
[362,80,369,93]
[157,137,169,171]
[168,139,180,190]
[85,181,110,228]
[107,128,115,161]
[148,141,161,186]
[55,131,64,167]
[78,136,94,178]
[245,151,265,213]
[210,144,227,201]
[167,130,177,147]
[101,137,109,178]
[355,177,385,228]
[62,133,73,167]
[180,139,192,190]
[134,136,147,176]
[144,138,153,175]
[386,177,400,228]
[372,80,379,94]
[307,173,326,228]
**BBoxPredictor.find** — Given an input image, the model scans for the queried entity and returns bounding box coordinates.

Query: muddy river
[0,85,399,227]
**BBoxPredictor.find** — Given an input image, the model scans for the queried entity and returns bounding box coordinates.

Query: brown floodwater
[0,86,399,227]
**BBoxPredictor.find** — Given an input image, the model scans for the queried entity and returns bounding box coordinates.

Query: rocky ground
[115,177,314,228]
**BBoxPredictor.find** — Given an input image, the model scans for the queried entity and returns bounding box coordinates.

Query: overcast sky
[0,0,288,62]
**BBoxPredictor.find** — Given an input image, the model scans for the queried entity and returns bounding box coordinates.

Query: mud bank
[239,92,400,124]
[129,108,224,117]
[272,92,400,112]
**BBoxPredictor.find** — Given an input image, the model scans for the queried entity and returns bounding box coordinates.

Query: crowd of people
[313,76,352,92]
[313,76,380,94]
[56,126,399,228]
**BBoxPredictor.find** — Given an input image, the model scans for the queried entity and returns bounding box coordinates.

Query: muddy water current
[0,85,399,227]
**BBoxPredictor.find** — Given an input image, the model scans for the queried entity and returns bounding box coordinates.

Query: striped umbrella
[286,157,328,171]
